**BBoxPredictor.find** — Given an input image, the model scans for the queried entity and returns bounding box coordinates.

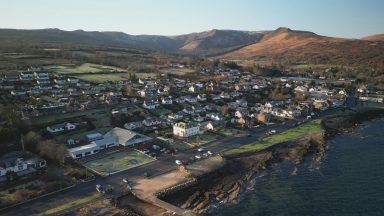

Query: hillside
[361,34,384,42]
[1,28,384,68]
[0,28,262,55]
[174,29,264,55]
[222,28,384,68]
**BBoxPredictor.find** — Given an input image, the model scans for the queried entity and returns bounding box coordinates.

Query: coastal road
[0,117,310,216]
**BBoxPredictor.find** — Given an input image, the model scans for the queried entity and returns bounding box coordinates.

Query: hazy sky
[1,0,383,38]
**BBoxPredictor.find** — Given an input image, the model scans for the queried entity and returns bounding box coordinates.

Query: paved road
[0,117,309,216]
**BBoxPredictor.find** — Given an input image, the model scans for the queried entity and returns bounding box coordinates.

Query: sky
[0,0,383,38]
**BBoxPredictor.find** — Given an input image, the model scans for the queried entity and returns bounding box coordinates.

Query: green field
[226,120,323,155]
[30,107,112,126]
[83,151,155,176]
[73,73,129,83]
[159,67,195,75]
[43,63,127,74]
[42,192,102,215]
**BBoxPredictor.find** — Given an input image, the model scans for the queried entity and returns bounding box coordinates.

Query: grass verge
[226,119,323,155]
[41,193,102,215]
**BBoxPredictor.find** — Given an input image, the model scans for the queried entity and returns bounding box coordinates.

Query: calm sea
[219,118,384,216]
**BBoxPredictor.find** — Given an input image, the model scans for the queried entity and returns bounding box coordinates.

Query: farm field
[83,151,155,176]
[159,67,195,75]
[43,63,128,74]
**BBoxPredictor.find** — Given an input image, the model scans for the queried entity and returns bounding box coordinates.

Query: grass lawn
[216,128,238,137]
[171,140,191,151]
[83,151,155,176]
[226,119,323,155]
[185,133,221,147]
[42,193,102,215]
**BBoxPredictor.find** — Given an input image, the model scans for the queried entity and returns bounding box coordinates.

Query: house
[124,121,143,130]
[206,120,225,131]
[143,100,159,109]
[188,86,196,93]
[0,151,47,180]
[206,113,222,121]
[173,122,202,138]
[104,127,152,146]
[167,112,184,121]
[142,117,162,127]
[46,122,76,133]
[161,96,173,105]
[256,112,270,123]
[185,96,197,103]
[197,94,207,101]
[235,109,248,118]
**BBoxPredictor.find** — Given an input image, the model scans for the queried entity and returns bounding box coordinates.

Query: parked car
[96,184,104,193]
[207,151,213,156]
[195,155,202,160]
[182,159,189,165]
[122,178,128,184]
[175,160,182,165]
[198,148,204,152]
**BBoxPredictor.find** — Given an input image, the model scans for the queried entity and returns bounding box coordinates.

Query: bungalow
[206,113,223,121]
[167,112,184,121]
[175,97,186,104]
[235,109,248,118]
[124,121,143,130]
[197,94,207,101]
[47,122,76,133]
[185,96,197,103]
[161,96,173,105]
[142,117,162,127]
[143,100,159,109]
[206,120,225,131]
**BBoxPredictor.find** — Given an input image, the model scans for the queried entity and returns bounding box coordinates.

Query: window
[18,164,24,171]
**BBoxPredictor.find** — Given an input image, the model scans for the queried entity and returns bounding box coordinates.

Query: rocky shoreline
[161,107,384,215]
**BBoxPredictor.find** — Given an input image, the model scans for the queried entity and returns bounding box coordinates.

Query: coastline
[159,107,384,215]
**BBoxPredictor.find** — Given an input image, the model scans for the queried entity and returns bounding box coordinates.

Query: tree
[221,105,229,116]
[37,140,67,164]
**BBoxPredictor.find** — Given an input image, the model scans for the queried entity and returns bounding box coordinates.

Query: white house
[143,100,159,109]
[0,151,47,178]
[47,122,76,133]
[161,96,173,105]
[173,122,202,138]
[142,117,162,127]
